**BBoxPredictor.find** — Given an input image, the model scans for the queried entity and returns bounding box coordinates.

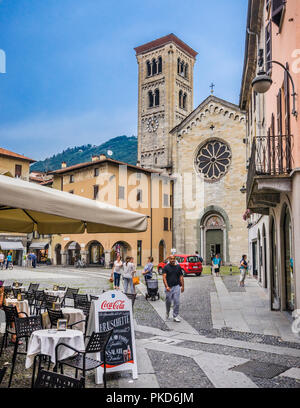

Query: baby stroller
[145,272,160,301]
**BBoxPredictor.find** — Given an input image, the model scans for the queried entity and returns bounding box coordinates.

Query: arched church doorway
[204,215,225,264]
[55,244,61,266]
[282,205,294,312]
[159,240,166,263]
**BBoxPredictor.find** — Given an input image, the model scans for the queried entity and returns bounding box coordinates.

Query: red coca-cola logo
[101,300,125,310]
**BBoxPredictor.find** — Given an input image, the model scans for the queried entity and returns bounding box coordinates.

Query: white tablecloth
[25,329,85,368]
[42,308,86,332]
[44,290,66,300]
[5,298,29,315]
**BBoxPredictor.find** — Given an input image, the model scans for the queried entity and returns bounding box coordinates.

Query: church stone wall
[172,98,248,265]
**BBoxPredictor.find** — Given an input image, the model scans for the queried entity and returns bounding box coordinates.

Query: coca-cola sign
[101,300,125,310]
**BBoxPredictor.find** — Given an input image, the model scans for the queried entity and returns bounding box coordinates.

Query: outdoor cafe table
[42,307,86,332]
[25,329,85,369]
[4,298,30,316]
[44,289,66,300]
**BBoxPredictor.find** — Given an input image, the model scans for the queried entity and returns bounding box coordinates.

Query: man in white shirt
[0,252,4,268]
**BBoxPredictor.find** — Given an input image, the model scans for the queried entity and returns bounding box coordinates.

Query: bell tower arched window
[158,56,162,74]
[152,59,157,75]
[146,60,151,77]
[154,89,160,106]
[148,91,154,108]
[185,64,189,79]
[183,93,187,109]
[179,90,183,108]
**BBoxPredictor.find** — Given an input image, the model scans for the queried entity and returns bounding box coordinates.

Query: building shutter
[272,0,285,27]
[284,63,291,135]
[265,22,272,74]
[277,89,282,136]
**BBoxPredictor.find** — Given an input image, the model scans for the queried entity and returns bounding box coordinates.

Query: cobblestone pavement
[1,266,300,388]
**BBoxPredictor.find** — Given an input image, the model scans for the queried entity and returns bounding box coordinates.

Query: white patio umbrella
[0,175,148,234]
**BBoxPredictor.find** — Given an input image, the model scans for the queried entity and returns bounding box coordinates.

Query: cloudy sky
[0,0,248,160]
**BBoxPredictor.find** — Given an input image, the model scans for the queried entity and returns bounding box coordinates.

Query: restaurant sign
[89,290,138,385]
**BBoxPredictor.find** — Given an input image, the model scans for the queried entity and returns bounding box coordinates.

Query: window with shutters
[265,22,272,74]
[163,217,169,231]
[69,174,74,183]
[94,168,99,177]
[284,63,291,135]
[277,88,282,135]
[137,189,142,202]
[118,185,125,200]
[93,185,99,200]
[272,0,285,28]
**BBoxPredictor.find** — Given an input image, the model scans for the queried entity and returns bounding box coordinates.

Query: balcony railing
[246,135,293,202]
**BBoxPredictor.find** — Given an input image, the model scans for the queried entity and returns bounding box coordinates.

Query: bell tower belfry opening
[134,34,197,170]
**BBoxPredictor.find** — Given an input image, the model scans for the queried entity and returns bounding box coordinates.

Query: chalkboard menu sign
[88,290,138,385]
[98,310,133,366]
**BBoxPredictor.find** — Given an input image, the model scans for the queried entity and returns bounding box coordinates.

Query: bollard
[230,264,232,275]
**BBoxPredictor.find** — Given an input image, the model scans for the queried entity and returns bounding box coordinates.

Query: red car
[157,255,203,277]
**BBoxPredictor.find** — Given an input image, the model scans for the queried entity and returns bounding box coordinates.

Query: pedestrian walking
[111,254,123,290]
[122,256,136,294]
[6,252,12,269]
[31,252,37,268]
[195,251,203,263]
[212,253,221,277]
[0,252,4,269]
[162,255,184,323]
[239,255,248,287]
[142,256,154,282]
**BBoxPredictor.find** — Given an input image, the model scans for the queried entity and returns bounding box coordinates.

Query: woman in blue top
[212,254,221,277]
[6,253,12,269]
[239,255,248,287]
[142,257,154,281]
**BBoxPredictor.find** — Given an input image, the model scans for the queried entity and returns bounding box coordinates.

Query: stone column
[61,251,67,266]
[104,250,111,269]
[223,228,227,265]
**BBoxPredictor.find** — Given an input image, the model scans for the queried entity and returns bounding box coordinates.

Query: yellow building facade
[50,156,173,267]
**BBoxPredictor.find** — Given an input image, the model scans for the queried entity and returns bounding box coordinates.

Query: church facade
[135,34,248,265]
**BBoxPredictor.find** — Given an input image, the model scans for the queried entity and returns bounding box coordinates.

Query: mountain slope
[30,135,138,172]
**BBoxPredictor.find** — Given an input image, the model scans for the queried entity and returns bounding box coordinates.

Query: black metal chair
[33,369,84,388]
[8,315,43,388]
[32,290,45,314]
[61,288,79,307]
[0,366,7,385]
[58,286,66,291]
[3,286,12,298]
[28,283,39,293]
[55,329,113,388]
[46,308,84,331]
[12,288,22,299]
[73,294,89,308]
[0,305,28,356]
[89,295,99,301]
[24,291,36,314]
[12,282,23,288]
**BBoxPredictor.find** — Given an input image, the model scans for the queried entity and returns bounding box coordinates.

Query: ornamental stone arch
[197,205,231,265]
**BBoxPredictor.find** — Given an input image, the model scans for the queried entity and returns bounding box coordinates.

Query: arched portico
[65,241,80,266]
[111,241,132,263]
[86,240,105,266]
[158,240,166,263]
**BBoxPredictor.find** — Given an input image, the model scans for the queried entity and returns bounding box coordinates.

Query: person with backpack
[142,256,154,281]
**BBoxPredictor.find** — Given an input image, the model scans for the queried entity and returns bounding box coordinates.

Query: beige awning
[29,242,49,250]
[0,175,148,234]
[0,241,24,250]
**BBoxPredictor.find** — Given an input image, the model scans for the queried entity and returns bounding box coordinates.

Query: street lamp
[240,185,247,194]
[252,60,298,118]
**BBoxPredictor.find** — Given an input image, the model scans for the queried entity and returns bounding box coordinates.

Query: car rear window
[176,257,184,263]
[187,256,199,263]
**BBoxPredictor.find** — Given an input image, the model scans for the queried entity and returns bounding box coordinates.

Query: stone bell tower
[134,34,197,170]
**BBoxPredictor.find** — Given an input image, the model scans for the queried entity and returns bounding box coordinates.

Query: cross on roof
[210,83,215,95]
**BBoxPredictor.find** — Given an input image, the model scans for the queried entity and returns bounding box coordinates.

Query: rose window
[195,140,231,181]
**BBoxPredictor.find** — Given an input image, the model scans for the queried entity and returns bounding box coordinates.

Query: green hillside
[30,135,138,172]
